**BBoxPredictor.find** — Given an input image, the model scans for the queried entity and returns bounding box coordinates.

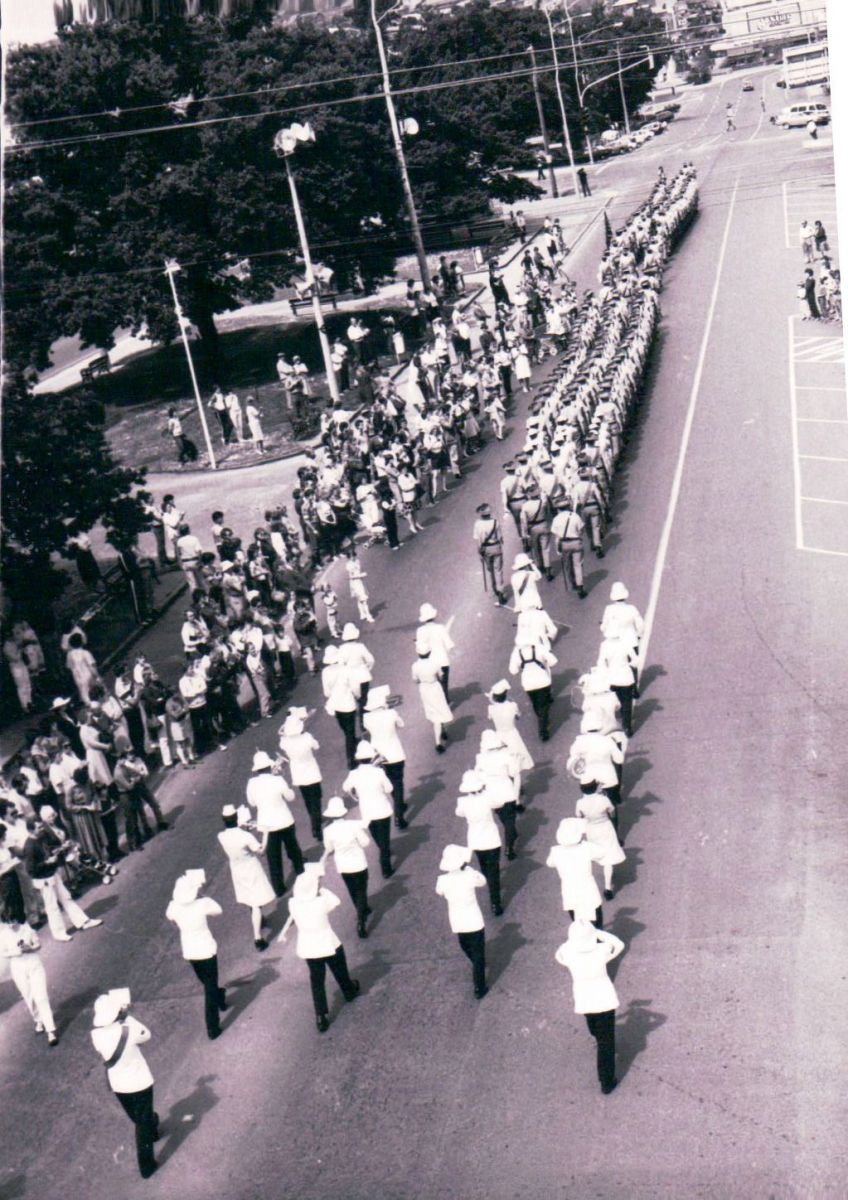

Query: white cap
[610,581,629,601]
[480,729,505,751]
[419,602,438,623]
[512,553,532,570]
[93,989,129,1027]
[459,770,485,794]
[566,919,599,952]
[342,622,359,641]
[172,869,206,905]
[251,750,276,772]
[439,844,473,872]
[222,804,238,818]
[355,740,376,761]
[281,715,303,737]
[487,679,510,698]
[323,645,339,665]
[556,817,587,846]
[364,685,390,712]
[323,795,347,819]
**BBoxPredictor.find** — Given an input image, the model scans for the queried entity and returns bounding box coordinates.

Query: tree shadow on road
[158,1074,220,1164]
[616,999,667,1082]
[487,920,530,989]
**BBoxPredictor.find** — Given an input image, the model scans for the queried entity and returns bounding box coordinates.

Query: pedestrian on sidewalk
[800,268,821,321]
[217,804,277,951]
[0,913,59,1045]
[799,220,815,264]
[91,990,160,1179]
[165,870,228,1040]
[363,686,408,828]
[455,770,504,915]
[436,844,489,999]
[577,166,591,197]
[555,920,625,1094]
[278,862,361,1034]
[322,796,372,938]
[343,741,395,878]
[246,751,305,890]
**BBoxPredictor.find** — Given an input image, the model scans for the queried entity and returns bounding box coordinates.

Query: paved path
[2,67,847,1200]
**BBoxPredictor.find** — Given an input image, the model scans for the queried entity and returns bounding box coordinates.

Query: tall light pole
[370,0,431,289]
[559,0,594,165]
[164,259,217,469]
[542,2,579,197]
[616,45,631,136]
[527,44,559,199]
[273,123,340,406]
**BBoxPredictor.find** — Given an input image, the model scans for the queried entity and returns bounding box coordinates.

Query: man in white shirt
[175,524,203,593]
[416,603,454,702]
[555,920,625,1094]
[362,686,407,829]
[455,770,504,916]
[435,844,488,998]
[343,741,395,878]
[322,795,372,938]
[245,751,305,895]
[165,870,228,1039]
[91,990,159,1178]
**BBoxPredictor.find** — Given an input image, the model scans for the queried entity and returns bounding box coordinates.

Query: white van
[777,102,830,128]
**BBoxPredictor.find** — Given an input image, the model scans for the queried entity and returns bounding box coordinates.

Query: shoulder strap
[104,1024,130,1072]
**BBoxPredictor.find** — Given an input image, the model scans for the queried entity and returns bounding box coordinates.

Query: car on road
[742,82,755,92]
[777,102,830,128]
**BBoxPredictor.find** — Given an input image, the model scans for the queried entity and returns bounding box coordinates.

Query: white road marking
[797,418,848,423]
[638,179,740,672]
[745,78,767,143]
[795,385,848,392]
[800,495,848,505]
[782,181,793,249]
[800,544,848,558]
[799,455,848,462]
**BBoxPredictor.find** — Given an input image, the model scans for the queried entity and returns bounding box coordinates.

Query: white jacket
[343,763,393,822]
[324,818,371,875]
[455,791,502,851]
[290,889,342,960]
[555,929,624,1013]
[435,867,486,933]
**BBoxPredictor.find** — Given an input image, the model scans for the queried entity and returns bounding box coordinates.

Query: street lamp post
[616,45,631,136]
[542,3,579,198]
[273,123,340,406]
[559,0,594,165]
[370,0,431,290]
[163,259,217,469]
[527,44,559,199]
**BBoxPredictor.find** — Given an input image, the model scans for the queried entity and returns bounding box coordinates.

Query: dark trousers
[526,685,553,740]
[100,806,122,861]
[358,681,371,722]
[124,791,152,849]
[125,707,146,756]
[307,945,357,1017]
[384,760,406,823]
[189,704,213,754]
[189,955,226,1038]
[611,684,634,736]
[368,816,393,877]
[495,802,518,856]
[498,366,512,398]
[266,826,305,895]
[335,710,358,769]
[299,784,323,841]
[439,665,450,703]
[384,508,400,548]
[585,1009,616,1090]
[569,907,603,929]
[136,781,165,827]
[475,847,502,911]
[115,1086,158,1177]
[457,929,486,994]
[341,869,370,928]
[0,871,25,924]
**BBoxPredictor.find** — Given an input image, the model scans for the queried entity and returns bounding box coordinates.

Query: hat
[281,715,303,737]
[556,817,587,846]
[566,919,599,952]
[439,843,473,872]
[219,560,235,572]
[172,869,206,905]
[323,645,339,665]
[251,750,276,773]
[364,685,390,712]
[487,679,510,699]
[323,795,347,819]
[51,697,72,710]
[610,581,629,602]
[480,729,505,751]
[459,770,485,794]
[293,861,324,898]
[583,670,611,696]
[355,740,376,761]
[222,804,238,818]
[93,990,127,1027]
[512,553,532,570]
[342,623,359,641]
[245,589,260,602]
[419,603,437,623]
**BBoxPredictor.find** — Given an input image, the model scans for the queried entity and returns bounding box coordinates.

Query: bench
[290,292,339,316]
[80,353,111,383]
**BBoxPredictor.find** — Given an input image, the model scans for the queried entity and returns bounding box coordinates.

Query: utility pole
[616,44,631,136]
[542,5,579,198]
[528,44,559,199]
[371,0,431,289]
[164,260,217,469]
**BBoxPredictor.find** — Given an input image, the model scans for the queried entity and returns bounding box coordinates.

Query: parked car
[776,102,830,128]
[742,82,755,92]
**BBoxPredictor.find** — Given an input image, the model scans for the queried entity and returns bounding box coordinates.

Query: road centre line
[638,179,740,672]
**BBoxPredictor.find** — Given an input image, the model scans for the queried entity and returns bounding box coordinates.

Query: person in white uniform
[412,649,453,752]
[455,770,504,915]
[575,786,625,899]
[415,603,454,702]
[546,817,605,927]
[279,863,360,1033]
[165,869,228,1039]
[321,645,359,769]
[486,680,533,804]
[475,728,520,858]
[555,920,625,1094]
[0,913,58,1044]
[217,804,277,950]
[508,636,557,741]
[322,795,372,938]
[91,989,160,1178]
[510,553,543,612]
[343,741,395,878]
[362,685,408,828]
[597,633,639,737]
[246,750,306,891]
[567,712,625,808]
[515,600,558,653]
[339,622,375,721]
[435,844,488,998]
[278,711,324,842]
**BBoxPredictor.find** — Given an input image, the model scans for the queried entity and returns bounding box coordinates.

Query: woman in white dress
[66,633,101,705]
[513,342,532,393]
[412,650,453,752]
[545,817,605,925]
[485,680,533,801]
[217,805,276,950]
[79,711,114,788]
[575,787,625,900]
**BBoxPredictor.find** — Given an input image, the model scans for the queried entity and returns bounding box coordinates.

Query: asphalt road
[2,69,846,1200]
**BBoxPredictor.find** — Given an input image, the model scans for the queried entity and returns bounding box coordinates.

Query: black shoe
[382,867,395,879]
[208,1028,222,1040]
[156,822,170,832]
[316,1014,330,1033]
[515,803,526,814]
[577,587,587,599]
[601,1078,618,1095]
[474,985,489,1000]
[604,888,614,901]
[492,903,504,917]
[140,1163,158,1179]
[596,548,605,559]
[218,990,228,1011]
[357,924,369,939]
[365,905,373,916]
[395,817,409,830]
[506,849,517,861]
[346,980,361,1001]
[254,938,269,952]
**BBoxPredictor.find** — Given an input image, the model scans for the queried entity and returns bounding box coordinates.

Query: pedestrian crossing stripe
[793,338,845,364]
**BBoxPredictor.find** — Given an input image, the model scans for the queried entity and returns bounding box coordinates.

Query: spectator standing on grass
[165,407,195,464]
[245,397,266,452]
[209,387,235,444]
[225,390,244,442]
